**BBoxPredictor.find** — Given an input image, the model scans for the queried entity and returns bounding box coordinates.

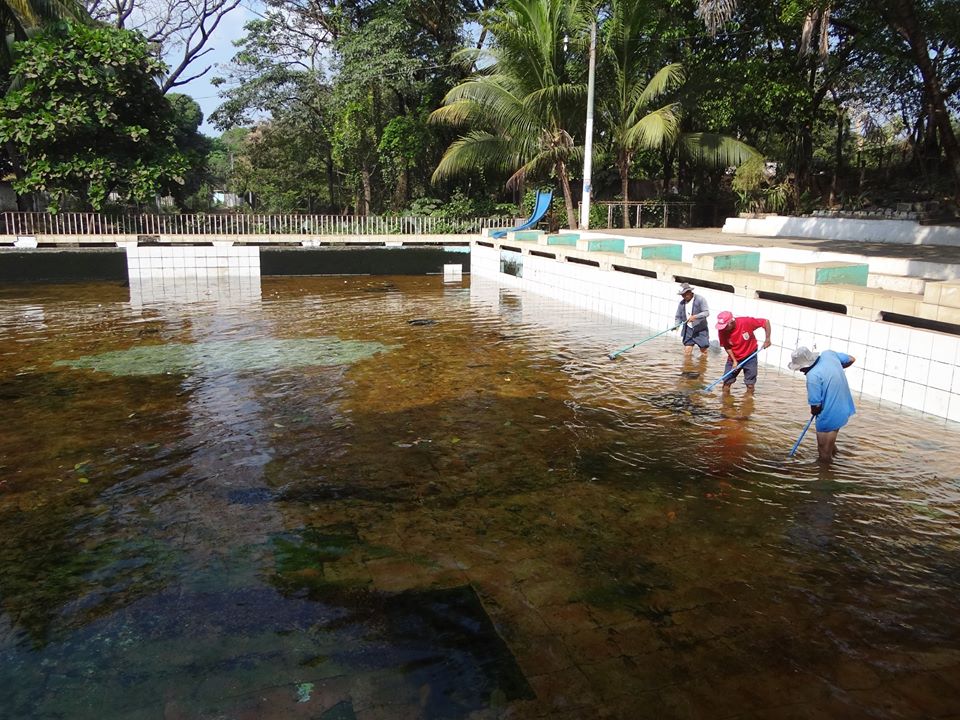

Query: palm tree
[1,0,88,72]
[603,0,755,228]
[430,0,589,229]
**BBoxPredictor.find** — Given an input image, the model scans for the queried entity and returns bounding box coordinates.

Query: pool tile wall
[472,242,960,423]
[125,245,260,281]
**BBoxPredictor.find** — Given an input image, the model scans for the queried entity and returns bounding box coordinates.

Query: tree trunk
[557,160,577,230]
[326,150,335,211]
[361,166,372,216]
[885,0,960,198]
[829,101,843,206]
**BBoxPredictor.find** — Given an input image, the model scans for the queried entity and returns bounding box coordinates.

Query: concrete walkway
[597,226,960,268]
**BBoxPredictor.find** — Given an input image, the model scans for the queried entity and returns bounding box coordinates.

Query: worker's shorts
[723,355,758,386]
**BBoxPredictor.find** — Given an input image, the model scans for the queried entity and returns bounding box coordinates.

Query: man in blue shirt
[788,347,856,463]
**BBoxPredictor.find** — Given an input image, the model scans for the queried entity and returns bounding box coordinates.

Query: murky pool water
[1,275,959,719]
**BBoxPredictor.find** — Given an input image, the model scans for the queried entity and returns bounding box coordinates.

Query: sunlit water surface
[1,275,958,719]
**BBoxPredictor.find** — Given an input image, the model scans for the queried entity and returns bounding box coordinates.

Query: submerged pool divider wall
[472,239,960,423]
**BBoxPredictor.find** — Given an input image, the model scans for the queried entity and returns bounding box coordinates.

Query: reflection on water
[1,276,959,719]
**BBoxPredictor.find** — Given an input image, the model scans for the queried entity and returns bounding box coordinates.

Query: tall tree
[87,0,242,92]
[431,0,589,229]
[601,0,754,226]
[697,0,960,200]
[0,0,88,77]
[0,22,188,210]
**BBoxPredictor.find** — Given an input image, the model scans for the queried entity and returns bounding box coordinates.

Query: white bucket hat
[788,346,820,371]
[677,282,695,296]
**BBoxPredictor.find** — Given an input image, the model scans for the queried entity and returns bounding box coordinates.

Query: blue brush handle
[703,347,761,392]
[608,322,683,359]
[788,414,816,458]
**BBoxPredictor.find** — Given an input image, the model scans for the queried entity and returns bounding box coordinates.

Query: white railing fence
[1,213,519,237]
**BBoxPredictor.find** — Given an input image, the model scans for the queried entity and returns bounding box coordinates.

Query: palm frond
[695,0,739,36]
[432,131,523,183]
[624,104,682,150]
[637,64,685,108]
[680,132,758,168]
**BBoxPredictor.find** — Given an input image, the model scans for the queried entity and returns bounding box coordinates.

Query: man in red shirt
[715,310,772,396]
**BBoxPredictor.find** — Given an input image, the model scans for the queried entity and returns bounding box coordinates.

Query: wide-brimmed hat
[677,282,695,296]
[715,310,734,330]
[788,346,820,371]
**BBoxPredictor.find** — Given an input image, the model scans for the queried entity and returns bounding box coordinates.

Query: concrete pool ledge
[474,232,960,423]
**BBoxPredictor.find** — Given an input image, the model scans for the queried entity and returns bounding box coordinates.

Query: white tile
[863,346,887,373]
[884,351,908,380]
[887,324,911,351]
[813,333,832,353]
[924,388,951,418]
[846,342,866,363]
[880,376,904,405]
[930,333,959,364]
[908,330,934,359]
[949,394,960,424]
[901,381,926,411]
[909,357,930,385]
[928,360,954,392]
[831,315,851,339]
[798,308,818,332]
[815,312,833,336]
[849,318,870,344]
[867,322,889,348]
[846,366,864,394]
[861,370,883,398]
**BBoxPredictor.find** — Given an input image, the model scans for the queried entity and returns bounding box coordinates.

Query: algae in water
[53,338,390,376]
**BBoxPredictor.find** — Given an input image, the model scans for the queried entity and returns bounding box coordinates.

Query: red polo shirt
[718,316,766,360]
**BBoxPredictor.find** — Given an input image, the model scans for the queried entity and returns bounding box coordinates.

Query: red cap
[716,311,734,330]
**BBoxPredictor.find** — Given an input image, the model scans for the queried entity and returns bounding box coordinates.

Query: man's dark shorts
[723,354,758,386]
[682,325,710,349]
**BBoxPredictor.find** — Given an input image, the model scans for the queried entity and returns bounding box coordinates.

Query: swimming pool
[1,275,958,718]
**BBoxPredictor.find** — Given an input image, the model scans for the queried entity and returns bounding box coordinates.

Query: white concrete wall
[723,215,960,247]
[472,243,960,423]
[125,245,261,306]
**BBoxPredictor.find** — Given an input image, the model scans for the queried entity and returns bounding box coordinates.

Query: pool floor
[1,276,959,719]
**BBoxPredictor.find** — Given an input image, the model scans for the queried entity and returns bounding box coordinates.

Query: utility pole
[579,19,597,230]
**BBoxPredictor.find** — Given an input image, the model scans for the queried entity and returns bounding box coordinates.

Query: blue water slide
[491,189,553,238]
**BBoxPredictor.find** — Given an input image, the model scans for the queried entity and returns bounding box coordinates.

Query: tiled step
[692,250,760,273]
[510,230,544,242]
[625,243,683,262]
[784,261,869,286]
[543,233,579,246]
[923,280,960,309]
[577,237,625,253]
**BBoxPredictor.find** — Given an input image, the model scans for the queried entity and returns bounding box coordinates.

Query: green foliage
[0,22,187,210]
[431,0,590,228]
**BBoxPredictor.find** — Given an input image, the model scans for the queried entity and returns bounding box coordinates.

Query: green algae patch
[53,337,391,376]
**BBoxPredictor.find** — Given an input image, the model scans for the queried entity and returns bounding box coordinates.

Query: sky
[173,3,259,136]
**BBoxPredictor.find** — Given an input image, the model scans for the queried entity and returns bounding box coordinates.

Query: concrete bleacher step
[810,284,925,319]
[543,233,579,246]
[510,230,544,242]
[692,250,760,273]
[783,261,869,286]
[867,273,929,295]
[923,280,960,308]
[625,243,682,261]
[577,237,625,253]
